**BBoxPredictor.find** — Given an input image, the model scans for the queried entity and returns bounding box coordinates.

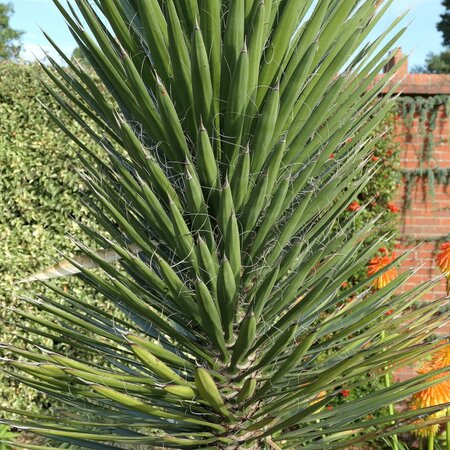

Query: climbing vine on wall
[402,167,450,210]
[397,95,450,164]
[398,95,450,248]
[398,95,450,210]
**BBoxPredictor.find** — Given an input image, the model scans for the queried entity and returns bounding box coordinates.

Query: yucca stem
[428,433,434,450]
[447,408,450,450]
[381,330,399,450]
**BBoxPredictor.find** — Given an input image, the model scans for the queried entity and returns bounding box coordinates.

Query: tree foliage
[425,49,450,74]
[415,0,450,73]
[438,0,450,47]
[0,2,22,60]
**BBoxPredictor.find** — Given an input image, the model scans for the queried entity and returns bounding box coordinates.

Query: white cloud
[19,42,76,63]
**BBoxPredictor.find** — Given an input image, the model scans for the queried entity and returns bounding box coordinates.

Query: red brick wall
[379,52,450,381]
[395,107,450,301]
[393,104,449,381]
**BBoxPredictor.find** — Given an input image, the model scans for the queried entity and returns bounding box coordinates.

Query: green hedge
[0,62,98,411]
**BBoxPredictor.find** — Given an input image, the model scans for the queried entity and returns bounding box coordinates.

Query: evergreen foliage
[438,0,450,47]
[414,0,450,73]
[424,50,450,74]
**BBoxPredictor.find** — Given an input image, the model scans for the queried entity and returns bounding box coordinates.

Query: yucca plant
[3,0,450,448]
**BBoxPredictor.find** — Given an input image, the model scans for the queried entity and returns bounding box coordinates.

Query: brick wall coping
[375,73,450,95]
[376,49,450,95]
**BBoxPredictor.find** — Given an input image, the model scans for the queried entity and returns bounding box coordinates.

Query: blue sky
[9,0,447,69]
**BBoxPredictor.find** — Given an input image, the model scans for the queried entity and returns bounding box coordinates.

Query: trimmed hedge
[0,62,98,411]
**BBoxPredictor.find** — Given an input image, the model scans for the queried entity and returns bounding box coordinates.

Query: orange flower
[347,201,361,212]
[341,389,350,397]
[367,253,398,290]
[386,202,400,213]
[431,344,450,370]
[436,243,450,294]
[328,153,335,160]
[411,362,450,437]
[436,242,450,277]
